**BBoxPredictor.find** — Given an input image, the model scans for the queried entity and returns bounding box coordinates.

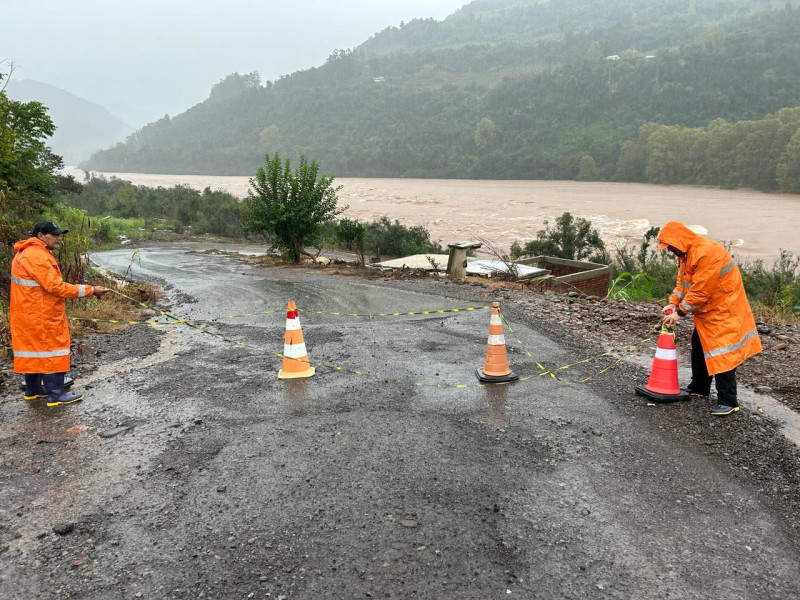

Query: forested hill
[83,0,800,189]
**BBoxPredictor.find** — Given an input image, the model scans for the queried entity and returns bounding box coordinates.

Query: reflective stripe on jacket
[658,221,762,375]
[10,237,93,373]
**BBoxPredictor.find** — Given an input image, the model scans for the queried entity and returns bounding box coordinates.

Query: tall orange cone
[477,302,519,383]
[278,301,315,379]
[634,327,690,402]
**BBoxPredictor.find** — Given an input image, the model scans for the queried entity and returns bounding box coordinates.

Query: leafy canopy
[512,212,607,262]
[1,70,62,283]
[244,153,345,263]
[0,77,61,211]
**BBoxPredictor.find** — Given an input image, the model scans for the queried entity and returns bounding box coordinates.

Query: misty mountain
[83,0,800,182]
[5,79,130,165]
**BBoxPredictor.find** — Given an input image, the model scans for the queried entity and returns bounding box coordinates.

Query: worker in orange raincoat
[658,221,762,416]
[10,221,109,407]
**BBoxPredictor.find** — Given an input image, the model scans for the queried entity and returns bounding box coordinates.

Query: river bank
[62,167,799,263]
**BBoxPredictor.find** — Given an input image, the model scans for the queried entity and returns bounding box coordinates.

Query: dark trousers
[690,328,738,406]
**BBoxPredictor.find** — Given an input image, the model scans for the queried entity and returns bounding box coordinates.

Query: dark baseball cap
[32,221,69,236]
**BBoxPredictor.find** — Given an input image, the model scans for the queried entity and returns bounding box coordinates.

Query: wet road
[2,243,800,599]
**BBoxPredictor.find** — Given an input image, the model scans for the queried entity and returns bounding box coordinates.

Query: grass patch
[66,277,162,336]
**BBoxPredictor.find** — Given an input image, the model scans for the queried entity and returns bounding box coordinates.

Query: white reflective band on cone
[285,319,301,331]
[487,334,505,346]
[655,348,677,360]
[490,315,502,326]
[283,343,308,358]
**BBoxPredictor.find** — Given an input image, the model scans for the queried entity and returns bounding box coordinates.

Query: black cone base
[477,368,519,383]
[635,384,691,403]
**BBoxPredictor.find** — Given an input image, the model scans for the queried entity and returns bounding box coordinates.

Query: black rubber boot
[43,373,84,407]
[711,404,740,416]
[21,374,74,390]
[23,374,46,401]
[680,386,709,399]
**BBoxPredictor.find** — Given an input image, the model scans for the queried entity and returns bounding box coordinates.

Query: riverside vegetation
[1,133,799,367]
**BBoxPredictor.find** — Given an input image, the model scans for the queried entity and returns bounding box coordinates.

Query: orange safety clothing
[657,222,762,375]
[10,237,95,374]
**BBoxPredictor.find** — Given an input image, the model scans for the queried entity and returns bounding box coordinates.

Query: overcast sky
[3,0,468,128]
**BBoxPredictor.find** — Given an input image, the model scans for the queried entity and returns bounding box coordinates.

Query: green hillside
[83,0,800,187]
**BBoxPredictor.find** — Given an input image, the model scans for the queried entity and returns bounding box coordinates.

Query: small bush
[335,218,366,265]
[364,216,442,258]
[607,272,656,302]
[512,212,606,263]
[740,250,800,321]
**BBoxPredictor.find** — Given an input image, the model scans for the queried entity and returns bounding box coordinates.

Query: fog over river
[65,167,799,263]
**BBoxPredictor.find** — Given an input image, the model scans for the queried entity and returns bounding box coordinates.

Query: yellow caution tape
[106,289,662,390]
[212,306,490,320]
[301,306,491,318]
[501,311,661,386]
[69,316,184,327]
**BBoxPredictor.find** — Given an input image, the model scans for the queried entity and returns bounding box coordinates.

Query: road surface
[1,243,799,599]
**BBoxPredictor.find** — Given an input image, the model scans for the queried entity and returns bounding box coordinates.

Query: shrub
[244,153,345,263]
[740,250,800,320]
[364,217,442,258]
[335,218,366,266]
[512,212,606,263]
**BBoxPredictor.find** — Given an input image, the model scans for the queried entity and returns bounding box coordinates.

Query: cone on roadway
[278,301,315,379]
[477,301,518,383]
[634,327,689,402]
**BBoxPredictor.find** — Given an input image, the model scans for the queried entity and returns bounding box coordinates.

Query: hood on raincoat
[657,222,697,253]
[13,237,47,253]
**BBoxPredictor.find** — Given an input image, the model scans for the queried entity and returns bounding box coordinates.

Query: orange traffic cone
[634,328,690,402]
[477,301,519,383]
[278,301,315,379]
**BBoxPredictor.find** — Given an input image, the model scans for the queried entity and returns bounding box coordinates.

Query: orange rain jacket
[10,237,95,374]
[658,221,762,375]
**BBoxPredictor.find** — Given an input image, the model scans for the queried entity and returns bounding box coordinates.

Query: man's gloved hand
[663,304,682,327]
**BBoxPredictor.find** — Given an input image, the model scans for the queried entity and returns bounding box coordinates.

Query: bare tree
[0,60,17,92]
[477,237,520,280]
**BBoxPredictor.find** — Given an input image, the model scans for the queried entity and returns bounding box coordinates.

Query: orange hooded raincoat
[10,237,95,374]
[658,222,762,375]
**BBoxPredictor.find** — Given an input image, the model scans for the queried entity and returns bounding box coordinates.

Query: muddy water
[65,167,800,262]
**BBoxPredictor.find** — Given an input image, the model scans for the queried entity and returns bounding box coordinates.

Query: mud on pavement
[2,253,800,599]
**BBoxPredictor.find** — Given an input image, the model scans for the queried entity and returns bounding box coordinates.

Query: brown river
[65,168,799,263]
